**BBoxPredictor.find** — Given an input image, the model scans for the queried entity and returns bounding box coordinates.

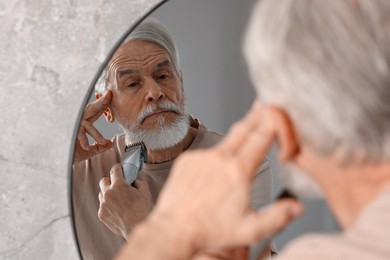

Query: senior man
[114,0,390,259]
[72,20,272,260]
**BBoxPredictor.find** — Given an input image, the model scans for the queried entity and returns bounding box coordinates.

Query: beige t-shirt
[277,191,390,259]
[72,118,272,260]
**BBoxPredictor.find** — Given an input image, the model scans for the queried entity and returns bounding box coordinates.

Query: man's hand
[116,100,303,260]
[74,90,113,163]
[151,100,303,251]
[98,164,152,239]
[192,247,249,260]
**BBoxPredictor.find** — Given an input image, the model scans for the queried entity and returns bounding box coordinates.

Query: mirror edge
[67,1,169,258]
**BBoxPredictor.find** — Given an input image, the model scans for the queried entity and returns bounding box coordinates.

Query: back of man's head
[244,0,390,164]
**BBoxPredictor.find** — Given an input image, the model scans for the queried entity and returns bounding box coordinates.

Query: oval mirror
[70,0,339,259]
[70,1,264,258]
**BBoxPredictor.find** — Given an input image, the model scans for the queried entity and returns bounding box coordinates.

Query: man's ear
[267,106,300,162]
[95,92,115,123]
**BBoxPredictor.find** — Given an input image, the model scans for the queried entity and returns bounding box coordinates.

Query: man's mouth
[142,110,177,123]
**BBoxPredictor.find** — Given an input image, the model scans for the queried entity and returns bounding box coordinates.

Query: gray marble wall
[0,1,340,259]
[0,0,159,259]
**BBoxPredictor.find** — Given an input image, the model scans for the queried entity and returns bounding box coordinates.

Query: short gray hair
[244,0,390,163]
[96,19,180,93]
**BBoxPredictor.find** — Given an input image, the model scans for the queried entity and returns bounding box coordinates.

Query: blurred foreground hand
[116,100,303,260]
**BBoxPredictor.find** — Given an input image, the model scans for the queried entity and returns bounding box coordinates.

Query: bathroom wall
[0,0,340,259]
[0,0,159,259]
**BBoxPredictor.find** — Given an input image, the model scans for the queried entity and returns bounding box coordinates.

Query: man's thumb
[235,199,303,244]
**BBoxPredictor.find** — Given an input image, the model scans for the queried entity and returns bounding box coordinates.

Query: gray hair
[96,19,180,93]
[244,0,390,163]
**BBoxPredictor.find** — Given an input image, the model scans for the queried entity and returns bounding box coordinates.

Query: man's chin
[143,140,178,151]
[140,113,178,130]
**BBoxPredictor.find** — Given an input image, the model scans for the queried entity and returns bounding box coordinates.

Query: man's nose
[144,78,164,102]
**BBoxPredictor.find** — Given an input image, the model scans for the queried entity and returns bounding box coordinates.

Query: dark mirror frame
[68,1,168,258]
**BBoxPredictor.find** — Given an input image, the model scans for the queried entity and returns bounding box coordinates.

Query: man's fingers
[87,109,106,125]
[98,191,103,203]
[110,163,125,184]
[78,127,90,150]
[81,121,108,145]
[257,245,272,260]
[235,109,277,175]
[235,199,303,244]
[133,180,148,192]
[99,177,111,193]
[86,141,113,157]
[134,180,152,202]
[83,90,112,120]
[78,90,112,149]
[216,100,262,155]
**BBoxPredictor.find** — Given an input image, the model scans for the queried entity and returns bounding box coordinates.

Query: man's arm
[118,215,198,260]
[115,101,303,260]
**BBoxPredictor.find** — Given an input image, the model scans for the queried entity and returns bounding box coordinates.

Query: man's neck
[321,159,390,229]
[331,162,390,228]
[146,126,198,164]
[297,145,390,229]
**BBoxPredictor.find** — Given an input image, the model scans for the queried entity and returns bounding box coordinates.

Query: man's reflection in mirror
[72,20,273,260]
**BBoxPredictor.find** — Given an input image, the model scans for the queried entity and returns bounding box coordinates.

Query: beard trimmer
[248,189,298,259]
[121,141,148,186]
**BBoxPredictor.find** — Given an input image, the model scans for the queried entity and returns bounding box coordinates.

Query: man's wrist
[119,214,199,260]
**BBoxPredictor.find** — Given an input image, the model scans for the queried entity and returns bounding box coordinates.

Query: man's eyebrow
[118,69,137,78]
[117,60,171,78]
[154,59,171,70]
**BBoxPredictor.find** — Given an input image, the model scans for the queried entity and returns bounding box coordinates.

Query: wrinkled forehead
[106,40,172,84]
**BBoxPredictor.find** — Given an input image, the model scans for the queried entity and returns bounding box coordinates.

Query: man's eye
[158,74,169,80]
[127,82,139,88]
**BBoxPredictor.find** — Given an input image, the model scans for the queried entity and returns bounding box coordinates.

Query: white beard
[279,163,324,199]
[115,101,190,151]
[123,113,189,150]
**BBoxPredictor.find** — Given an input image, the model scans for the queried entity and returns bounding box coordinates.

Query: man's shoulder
[194,122,271,169]
[189,122,225,149]
[277,227,390,259]
[277,233,344,259]
[202,128,225,142]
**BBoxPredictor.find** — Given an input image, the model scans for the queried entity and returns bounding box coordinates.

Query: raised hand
[74,90,113,163]
[116,100,303,260]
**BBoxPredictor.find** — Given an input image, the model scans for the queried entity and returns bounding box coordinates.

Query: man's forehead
[117,59,171,78]
[109,40,172,73]
[114,41,168,62]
